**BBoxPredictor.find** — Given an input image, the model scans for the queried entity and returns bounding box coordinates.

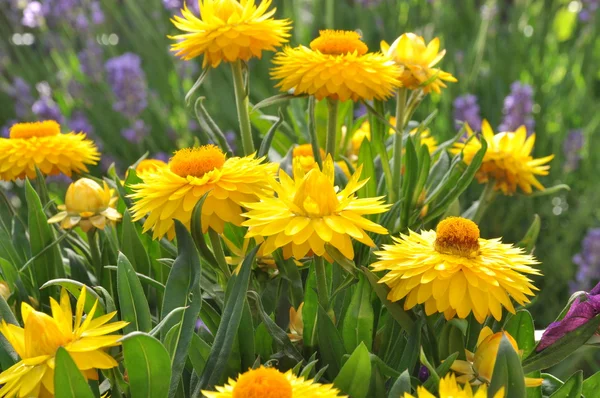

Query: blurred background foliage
[0,0,599,376]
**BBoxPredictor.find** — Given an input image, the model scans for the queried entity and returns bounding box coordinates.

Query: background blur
[1,0,599,376]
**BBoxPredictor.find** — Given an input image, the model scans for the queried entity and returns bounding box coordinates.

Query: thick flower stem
[392,88,408,203]
[314,256,330,312]
[87,229,102,283]
[231,60,254,156]
[472,181,497,224]
[326,98,339,158]
[209,228,232,279]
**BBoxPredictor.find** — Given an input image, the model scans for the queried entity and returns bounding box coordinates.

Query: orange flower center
[434,217,480,258]
[232,367,292,398]
[9,121,60,139]
[169,145,226,178]
[310,30,368,56]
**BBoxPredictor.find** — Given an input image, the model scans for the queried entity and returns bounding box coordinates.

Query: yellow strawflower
[48,178,122,232]
[0,288,127,397]
[242,156,389,260]
[202,366,346,397]
[134,158,167,177]
[170,0,291,68]
[288,303,304,343]
[382,33,457,94]
[403,373,504,398]
[293,144,326,173]
[0,121,99,181]
[272,30,402,102]
[451,327,543,388]
[130,145,277,240]
[371,217,541,323]
[451,121,554,195]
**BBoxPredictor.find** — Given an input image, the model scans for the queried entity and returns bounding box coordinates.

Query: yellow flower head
[451,121,554,195]
[350,117,438,158]
[0,121,100,181]
[271,30,402,102]
[202,366,347,398]
[170,0,291,68]
[48,178,122,232]
[371,217,541,323]
[243,156,389,260]
[0,288,128,397]
[135,158,167,177]
[451,327,543,388]
[382,33,457,94]
[130,145,277,240]
[293,144,325,173]
[403,373,504,398]
[288,303,304,343]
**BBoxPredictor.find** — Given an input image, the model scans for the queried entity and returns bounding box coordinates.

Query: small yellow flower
[451,327,543,388]
[0,121,100,181]
[288,303,304,343]
[382,33,457,94]
[202,366,347,397]
[272,30,402,102]
[48,178,122,232]
[293,144,326,173]
[403,373,504,398]
[135,158,167,177]
[130,145,277,240]
[451,121,554,195]
[0,281,10,301]
[372,217,541,323]
[170,0,291,68]
[0,288,128,397]
[243,156,389,260]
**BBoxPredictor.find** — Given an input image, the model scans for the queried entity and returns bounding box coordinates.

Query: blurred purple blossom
[225,131,237,153]
[453,94,482,131]
[580,0,599,21]
[4,78,34,119]
[78,39,104,81]
[563,130,584,172]
[105,53,148,119]
[499,82,535,134]
[90,1,105,24]
[69,111,94,135]
[101,154,119,173]
[32,94,64,123]
[571,229,600,292]
[1,121,16,138]
[163,0,200,14]
[155,152,170,162]
[354,103,367,119]
[121,120,150,144]
[22,1,46,28]
[537,281,600,351]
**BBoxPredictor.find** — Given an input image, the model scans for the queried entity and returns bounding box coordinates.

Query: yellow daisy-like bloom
[271,30,402,102]
[202,366,347,398]
[403,373,504,398]
[350,117,438,158]
[243,156,389,260]
[288,303,304,343]
[451,327,543,388]
[0,121,100,181]
[293,144,326,174]
[135,158,167,177]
[170,0,291,68]
[451,121,554,195]
[382,33,457,94]
[48,178,122,232]
[130,145,277,240]
[371,217,541,323]
[0,288,127,397]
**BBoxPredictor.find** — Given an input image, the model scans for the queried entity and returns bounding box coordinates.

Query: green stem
[208,228,232,279]
[325,0,335,28]
[472,181,497,224]
[231,60,254,156]
[307,96,323,169]
[392,88,408,203]
[325,98,339,158]
[87,229,102,284]
[314,256,330,311]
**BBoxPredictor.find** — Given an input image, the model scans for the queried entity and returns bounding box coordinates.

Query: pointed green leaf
[489,334,526,398]
[317,305,347,378]
[54,347,95,398]
[342,274,373,352]
[389,370,412,398]
[505,310,535,358]
[122,332,172,398]
[117,252,152,333]
[582,370,600,398]
[334,343,372,398]
[549,371,583,398]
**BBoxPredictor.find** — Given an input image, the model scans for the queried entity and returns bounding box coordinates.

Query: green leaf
[523,314,600,373]
[40,279,105,316]
[356,139,377,199]
[196,246,259,392]
[252,93,303,112]
[553,7,577,42]
[194,97,233,152]
[317,305,347,378]
[489,334,526,398]
[117,252,152,333]
[517,215,541,254]
[505,310,535,359]
[342,274,373,352]
[0,294,18,368]
[302,260,321,348]
[422,352,459,392]
[400,137,419,230]
[189,333,212,377]
[398,319,423,373]
[238,300,255,370]
[122,332,172,398]
[549,371,583,398]
[334,343,372,398]
[189,193,218,269]
[362,268,414,331]
[120,211,152,276]
[161,221,203,397]
[438,320,466,361]
[388,370,411,398]
[582,371,600,398]
[542,373,564,396]
[258,109,284,158]
[54,347,95,398]
[185,68,209,104]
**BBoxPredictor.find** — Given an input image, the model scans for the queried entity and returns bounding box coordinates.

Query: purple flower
[105,53,148,119]
[4,78,34,119]
[90,1,105,25]
[225,131,237,153]
[537,281,600,351]
[1,120,16,138]
[453,94,482,131]
[78,39,104,82]
[154,152,170,162]
[418,365,430,382]
[22,1,46,28]
[580,0,599,22]
[499,82,535,134]
[121,120,149,144]
[572,229,600,292]
[563,130,584,172]
[69,111,94,135]
[163,0,200,14]
[354,103,367,119]
[32,94,63,123]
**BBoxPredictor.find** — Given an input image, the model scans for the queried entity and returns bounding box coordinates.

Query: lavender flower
[1,120,16,138]
[499,82,535,134]
[69,111,94,135]
[4,78,34,119]
[121,120,150,144]
[78,39,104,81]
[90,1,105,25]
[572,229,600,292]
[163,0,200,14]
[22,1,46,28]
[580,0,599,21]
[453,94,482,131]
[105,53,148,119]
[537,281,600,351]
[563,130,584,172]
[225,131,237,153]
[154,152,170,162]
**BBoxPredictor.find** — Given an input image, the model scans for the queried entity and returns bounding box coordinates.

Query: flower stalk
[392,88,408,202]
[472,181,498,224]
[87,229,103,283]
[326,98,339,158]
[231,60,254,156]
[314,256,330,313]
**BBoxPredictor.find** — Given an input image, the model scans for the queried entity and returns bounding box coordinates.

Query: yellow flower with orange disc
[403,373,504,398]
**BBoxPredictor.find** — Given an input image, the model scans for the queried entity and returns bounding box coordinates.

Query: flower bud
[473,331,519,382]
[65,178,110,214]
